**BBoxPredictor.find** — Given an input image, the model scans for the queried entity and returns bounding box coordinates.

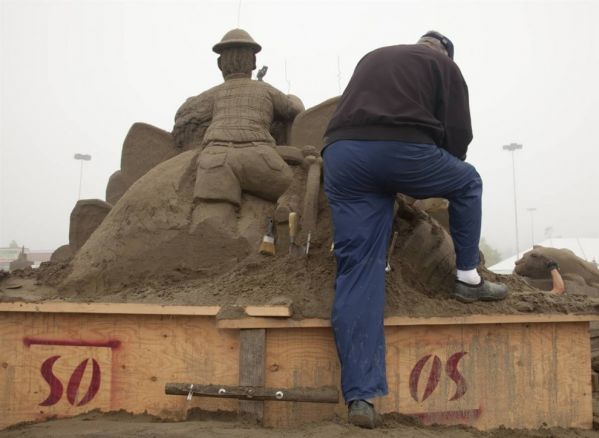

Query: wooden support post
[239,329,266,423]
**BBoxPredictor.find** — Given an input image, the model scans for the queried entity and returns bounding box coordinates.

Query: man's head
[213,28,261,79]
[418,31,454,59]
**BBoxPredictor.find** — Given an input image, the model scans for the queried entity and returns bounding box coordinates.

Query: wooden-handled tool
[288,212,305,256]
[259,218,276,256]
[301,154,322,256]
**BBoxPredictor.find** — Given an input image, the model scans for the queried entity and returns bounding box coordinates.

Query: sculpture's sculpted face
[514,248,553,279]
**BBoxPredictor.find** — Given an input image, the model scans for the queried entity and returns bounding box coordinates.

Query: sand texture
[1,410,598,438]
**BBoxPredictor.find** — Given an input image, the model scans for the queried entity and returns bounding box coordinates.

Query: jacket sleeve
[436,65,473,160]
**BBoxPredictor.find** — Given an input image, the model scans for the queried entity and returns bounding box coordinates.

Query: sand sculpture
[9,247,33,272]
[23,28,592,320]
[59,28,310,294]
[69,199,112,252]
[106,123,178,205]
[49,244,73,263]
[515,246,599,297]
[172,28,305,232]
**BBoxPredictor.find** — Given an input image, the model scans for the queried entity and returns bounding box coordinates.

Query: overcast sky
[1,0,598,258]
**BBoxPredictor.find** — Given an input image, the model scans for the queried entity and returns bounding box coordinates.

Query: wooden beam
[165,383,339,403]
[384,313,599,325]
[244,305,292,318]
[218,313,599,329]
[239,329,266,423]
[0,301,596,327]
[219,317,329,329]
[0,301,220,316]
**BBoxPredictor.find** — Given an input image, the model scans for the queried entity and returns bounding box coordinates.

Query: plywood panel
[263,328,344,427]
[0,313,239,429]
[379,322,591,429]
[0,311,592,431]
[262,323,592,430]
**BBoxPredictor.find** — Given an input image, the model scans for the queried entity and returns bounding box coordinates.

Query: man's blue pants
[322,139,483,402]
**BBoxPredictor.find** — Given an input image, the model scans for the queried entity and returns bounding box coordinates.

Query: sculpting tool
[385,231,399,273]
[259,218,276,256]
[288,212,306,256]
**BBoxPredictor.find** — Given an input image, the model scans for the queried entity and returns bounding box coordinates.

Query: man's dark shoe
[348,400,380,429]
[453,280,508,303]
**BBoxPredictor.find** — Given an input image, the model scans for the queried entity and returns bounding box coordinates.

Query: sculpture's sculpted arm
[172,88,216,148]
[267,84,304,122]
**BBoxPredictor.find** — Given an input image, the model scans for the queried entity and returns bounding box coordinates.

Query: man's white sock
[456,269,481,285]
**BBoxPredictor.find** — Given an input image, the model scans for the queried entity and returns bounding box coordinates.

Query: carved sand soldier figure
[172,29,304,229]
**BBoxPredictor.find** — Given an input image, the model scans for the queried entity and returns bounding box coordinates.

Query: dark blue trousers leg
[384,143,483,270]
[323,142,394,402]
[323,139,483,402]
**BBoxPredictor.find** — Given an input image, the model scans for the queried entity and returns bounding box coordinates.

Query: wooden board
[0,309,593,431]
[261,323,592,429]
[245,306,292,318]
[218,313,599,329]
[0,312,238,429]
[1,302,596,325]
[263,328,343,427]
[239,329,265,421]
[379,322,591,429]
[0,302,220,316]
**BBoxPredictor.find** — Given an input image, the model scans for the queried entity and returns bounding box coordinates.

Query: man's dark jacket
[324,44,472,159]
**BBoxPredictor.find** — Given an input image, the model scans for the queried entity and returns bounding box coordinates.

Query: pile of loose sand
[5,190,598,319]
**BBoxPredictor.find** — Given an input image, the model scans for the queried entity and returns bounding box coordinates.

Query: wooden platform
[0,301,597,430]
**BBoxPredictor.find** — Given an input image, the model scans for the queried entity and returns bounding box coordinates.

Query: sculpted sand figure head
[213,28,261,80]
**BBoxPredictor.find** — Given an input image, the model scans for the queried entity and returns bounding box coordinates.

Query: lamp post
[74,153,92,199]
[502,142,523,259]
[527,207,537,247]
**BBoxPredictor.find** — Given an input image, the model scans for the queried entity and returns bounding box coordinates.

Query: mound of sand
[60,149,277,296]
[2,149,597,319]
[6,186,593,320]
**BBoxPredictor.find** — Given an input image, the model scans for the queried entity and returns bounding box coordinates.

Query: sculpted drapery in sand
[172,29,304,209]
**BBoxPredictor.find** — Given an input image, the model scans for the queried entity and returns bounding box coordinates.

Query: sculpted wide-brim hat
[213,28,262,54]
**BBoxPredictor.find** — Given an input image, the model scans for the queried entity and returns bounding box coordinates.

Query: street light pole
[74,153,92,199]
[502,143,523,259]
[527,207,537,247]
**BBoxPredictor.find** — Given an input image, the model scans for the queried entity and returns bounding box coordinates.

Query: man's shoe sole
[453,293,477,303]
[348,412,376,429]
[453,293,507,303]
